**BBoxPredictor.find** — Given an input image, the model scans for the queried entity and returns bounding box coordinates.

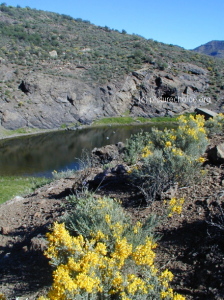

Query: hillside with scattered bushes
[0,4,224,129]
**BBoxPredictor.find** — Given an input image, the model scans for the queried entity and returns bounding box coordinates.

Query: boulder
[1,226,11,235]
[207,143,224,164]
[30,237,47,251]
[49,50,58,57]
[19,80,39,94]
[92,144,120,164]
[1,110,27,129]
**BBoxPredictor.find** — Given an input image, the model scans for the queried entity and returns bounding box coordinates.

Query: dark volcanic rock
[92,144,120,164]
[0,62,214,130]
[207,142,224,164]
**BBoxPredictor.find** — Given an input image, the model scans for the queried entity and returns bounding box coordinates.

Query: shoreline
[0,121,177,141]
[0,116,181,141]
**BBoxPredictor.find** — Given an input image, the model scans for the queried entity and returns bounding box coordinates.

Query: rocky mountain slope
[0,4,224,130]
[193,40,224,58]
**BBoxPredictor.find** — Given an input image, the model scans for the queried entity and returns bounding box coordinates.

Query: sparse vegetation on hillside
[0,4,224,85]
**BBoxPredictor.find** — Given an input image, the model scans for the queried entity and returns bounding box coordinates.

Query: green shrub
[205,113,224,136]
[39,195,185,300]
[124,131,151,164]
[126,115,208,203]
[130,148,205,204]
[64,194,157,247]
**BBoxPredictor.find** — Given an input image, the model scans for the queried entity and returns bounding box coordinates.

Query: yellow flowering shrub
[205,113,224,136]
[176,114,207,157]
[164,198,185,217]
[39,196,185,300]
[124,130,152,164]
[126,114,208,203]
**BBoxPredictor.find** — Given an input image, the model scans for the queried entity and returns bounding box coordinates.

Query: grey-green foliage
[125,120,208,204]
[205,114,224,137]
[124,130,151,164]
[130,148,203,204]
[147,125,208,158]
[64,193,158,248]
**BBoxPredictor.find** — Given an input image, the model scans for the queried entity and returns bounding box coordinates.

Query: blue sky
[3,0,224,49]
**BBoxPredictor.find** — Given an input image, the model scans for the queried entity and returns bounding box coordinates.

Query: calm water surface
[0,124,174,177]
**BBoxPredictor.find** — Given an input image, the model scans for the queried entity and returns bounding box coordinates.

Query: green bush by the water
[125,114,208,203]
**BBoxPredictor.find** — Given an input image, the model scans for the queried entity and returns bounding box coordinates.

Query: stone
[92,144,120,164]
[161,183,178,200]
[1,110,27,130]
[30,237,47,251]
[49,50,58,57]
[19,80,38,94]
[78,117,92,125]
[116,142,125,152]
[111,164,127,174]
[207,143,224,164]
[1,226,11,235]
[12,196,24,203]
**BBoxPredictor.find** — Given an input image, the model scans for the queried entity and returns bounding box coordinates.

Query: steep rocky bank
[0,61,215,130]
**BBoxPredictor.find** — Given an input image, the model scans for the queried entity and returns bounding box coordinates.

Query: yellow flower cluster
[127,165,139,174]
[169,134,177,140]
[159,269,174,286]
[137,115,208,167]
[132,237,157,266]
[46,222,85,259]
[39,196,186,300]
[178,114,207,139]
[165,141,172,147]
[171,147,184,156]
[197,156,206,163]
[133,221,142,234]
[40,219,185,300]
[111,237,132,268]
[161,289,186,300]
[158,269,187,299]
[142,146,152,158]
[166,198,185,217]
[126,274,148,294]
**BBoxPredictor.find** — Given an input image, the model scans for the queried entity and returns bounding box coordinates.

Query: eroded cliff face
[0,61,215,129]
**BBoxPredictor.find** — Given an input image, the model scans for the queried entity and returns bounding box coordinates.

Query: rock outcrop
[207,142,224,164]
[0,61,214,129]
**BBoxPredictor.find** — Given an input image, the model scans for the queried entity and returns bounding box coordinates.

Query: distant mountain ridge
[193,40,224,58]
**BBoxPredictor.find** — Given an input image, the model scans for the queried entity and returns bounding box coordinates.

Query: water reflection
[0,124,174,177]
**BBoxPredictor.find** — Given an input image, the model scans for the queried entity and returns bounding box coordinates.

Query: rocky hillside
[193,40,224,59]
[0,4,224,129]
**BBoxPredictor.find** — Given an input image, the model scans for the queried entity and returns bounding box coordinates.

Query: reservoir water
[0,124,174,177]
